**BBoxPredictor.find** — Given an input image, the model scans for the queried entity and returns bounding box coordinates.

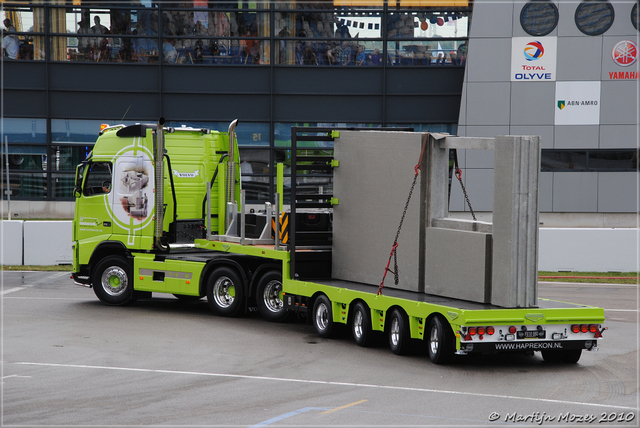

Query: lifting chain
[453,149,476,221]
[378,134,427,296]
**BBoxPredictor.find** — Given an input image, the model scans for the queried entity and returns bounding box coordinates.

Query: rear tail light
[581,324,588,333]
[477,327,486,335]
[571,325,580,333]
[509,326,516,334]
[589,324,597,333]
[468,327,477,336]
[486,326,495,335]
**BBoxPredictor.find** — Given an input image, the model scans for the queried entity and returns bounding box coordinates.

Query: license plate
[517,330,545,339]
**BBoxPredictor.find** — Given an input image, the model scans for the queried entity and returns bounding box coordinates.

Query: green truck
[72,121,605,364]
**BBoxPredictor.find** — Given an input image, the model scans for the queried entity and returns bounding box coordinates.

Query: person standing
[2,19,19,59]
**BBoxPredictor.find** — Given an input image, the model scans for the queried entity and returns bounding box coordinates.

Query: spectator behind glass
[2,19,19,59]
[163,38,177,63]
[369,48,381,66]
[76,19,91,55]
[355,45,365,65]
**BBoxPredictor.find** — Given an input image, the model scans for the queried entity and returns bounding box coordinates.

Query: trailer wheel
[542,349,582,364]
[351,301,374,347]
[427,316,454,364]
[92,256,133,306]
[255,271,288,322]
[388,309,411,355]
[312,294,333,338]
[206,267,244,317]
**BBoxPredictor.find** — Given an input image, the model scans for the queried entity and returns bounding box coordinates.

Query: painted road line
[13,362,636,411]
[321,399,368,414]
[249,407,326,427]
[1,287,26,295]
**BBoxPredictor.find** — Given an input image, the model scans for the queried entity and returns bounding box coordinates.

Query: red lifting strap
[377,134,428,296]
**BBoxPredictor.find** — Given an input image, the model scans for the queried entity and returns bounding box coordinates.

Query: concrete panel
[464,83,511,126]
[1,220,23,265]
[539,172,553,212]
[598,172,638,213]
[602,36,640,80]
[556,36,603,81]
[468,0,515,37]
[599,125,638,149]
[552,172,598,212]
[491,136,539,308]
[554,125,599,149]
[600,81,639,125]
[510,125,554,149]
[510,82,555,126]
[23,221,73,265]
[539,228,638,272]
[424,228,491,303]
[332,131,422,291]
[466,38,512,82]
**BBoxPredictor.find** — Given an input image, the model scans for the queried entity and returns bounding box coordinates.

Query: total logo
[524,41,544,61]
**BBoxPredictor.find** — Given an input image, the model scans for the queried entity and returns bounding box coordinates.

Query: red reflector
[589,324,597,333]
[571,325,580,333]
[468,327,477,335]
[478,326,486,335]
[509,326,516,334]
[580,324,588,333]
[486,326,495,335]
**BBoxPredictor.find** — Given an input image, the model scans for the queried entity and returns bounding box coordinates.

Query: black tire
[312,294,333,338]
[92,256,133,306]
[173,294,203,301]
[351,301,374,347]
[427,315,454,364]
[542,349,582,364]
[206,267,244,317]
[388,308,411,355]
[255,271,288,322]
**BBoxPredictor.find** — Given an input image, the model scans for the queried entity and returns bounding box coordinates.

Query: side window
[82,162,112,196]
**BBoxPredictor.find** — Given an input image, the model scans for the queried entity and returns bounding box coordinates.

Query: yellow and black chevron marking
[271,212,289,244]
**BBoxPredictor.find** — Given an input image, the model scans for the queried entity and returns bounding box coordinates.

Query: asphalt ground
[1,271,638,426]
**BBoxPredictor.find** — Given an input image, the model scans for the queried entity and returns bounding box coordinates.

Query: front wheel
[92,256,133,305]
[312,294,333,338]
[206,267,244,317]
[427,315,454,364]
[255,271,288,322]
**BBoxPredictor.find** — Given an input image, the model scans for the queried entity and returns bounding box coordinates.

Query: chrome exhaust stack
[226,119,239,232]
[155,117,168,251]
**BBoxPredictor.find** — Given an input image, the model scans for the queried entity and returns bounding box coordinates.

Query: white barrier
[23,221,73,266]
[1,220,24,265]
[2,221,638,272]
[538,228,638,273]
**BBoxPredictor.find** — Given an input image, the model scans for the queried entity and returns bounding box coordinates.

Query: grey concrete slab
[600,81,639,125]
[424,228,492,303]
[332,131,422,291]
[464,82,512,126]
[468,0,515,38]
[466,38,512,83]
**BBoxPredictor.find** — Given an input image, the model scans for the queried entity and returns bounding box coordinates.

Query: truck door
[76,161,114,248]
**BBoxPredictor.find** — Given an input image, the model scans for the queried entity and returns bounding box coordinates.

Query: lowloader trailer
[72,123,605,364]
